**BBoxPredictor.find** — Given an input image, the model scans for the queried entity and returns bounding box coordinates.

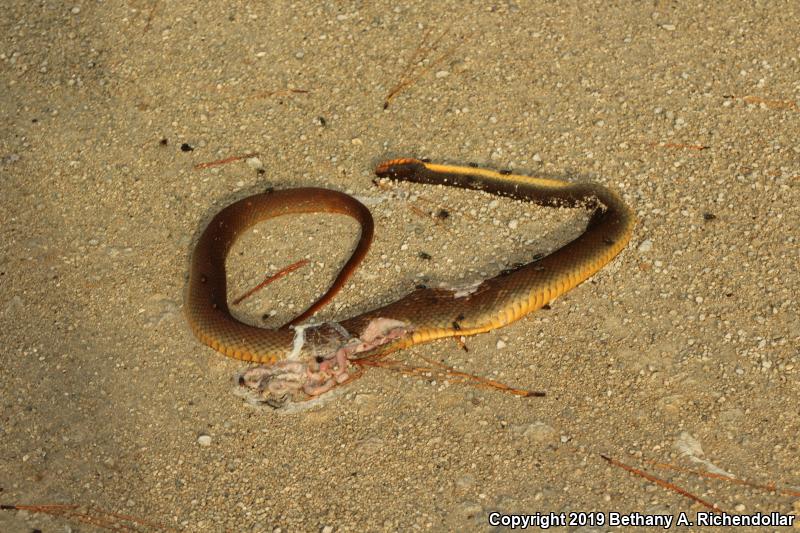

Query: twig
[374,177,476,223]
[1,503,177,532]
[142,0,159,34]
[415,352,544,397]
[193,152,259,170]
[648,142,710,151]
[406,204,450,227]
[741,95,798,111]
[642,459,800,497]
[384,26,467,108]
[600,454,723,513]
[232,259,310,305]
[248,89,310,100]
[354,351,544,397]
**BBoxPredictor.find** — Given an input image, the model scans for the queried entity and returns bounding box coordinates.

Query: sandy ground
[1,1,799,532]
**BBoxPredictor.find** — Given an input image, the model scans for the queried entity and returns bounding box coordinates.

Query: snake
[185,158,635,406]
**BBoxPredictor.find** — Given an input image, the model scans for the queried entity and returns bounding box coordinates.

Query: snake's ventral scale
[184,158,635,407]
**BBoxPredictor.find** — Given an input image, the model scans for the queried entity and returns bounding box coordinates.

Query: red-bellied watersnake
[185,158,635,405]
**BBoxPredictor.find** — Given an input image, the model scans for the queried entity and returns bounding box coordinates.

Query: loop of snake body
[185,158,635,405]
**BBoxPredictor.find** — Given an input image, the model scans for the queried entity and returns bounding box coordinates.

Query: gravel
[1,1,797,531]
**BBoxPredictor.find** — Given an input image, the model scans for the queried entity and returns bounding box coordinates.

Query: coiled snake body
[185,159,634,405]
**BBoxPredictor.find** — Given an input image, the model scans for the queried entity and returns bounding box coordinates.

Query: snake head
[234,357,345,410]
[263,393,289,410]
[235,363,309,409]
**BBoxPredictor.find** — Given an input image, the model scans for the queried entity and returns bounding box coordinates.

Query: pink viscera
[237,318,408,406]
[305,319,408,396]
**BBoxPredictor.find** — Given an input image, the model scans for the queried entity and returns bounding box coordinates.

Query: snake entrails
[185,158,635,406]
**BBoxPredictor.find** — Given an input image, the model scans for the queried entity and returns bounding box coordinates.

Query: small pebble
[455,474,476,490]
[523,422,556,443]
[246,157,264,171]
[496,340,506,349]
[638,239,653,252]
[197,434,212,446]
[511,422,556,443]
